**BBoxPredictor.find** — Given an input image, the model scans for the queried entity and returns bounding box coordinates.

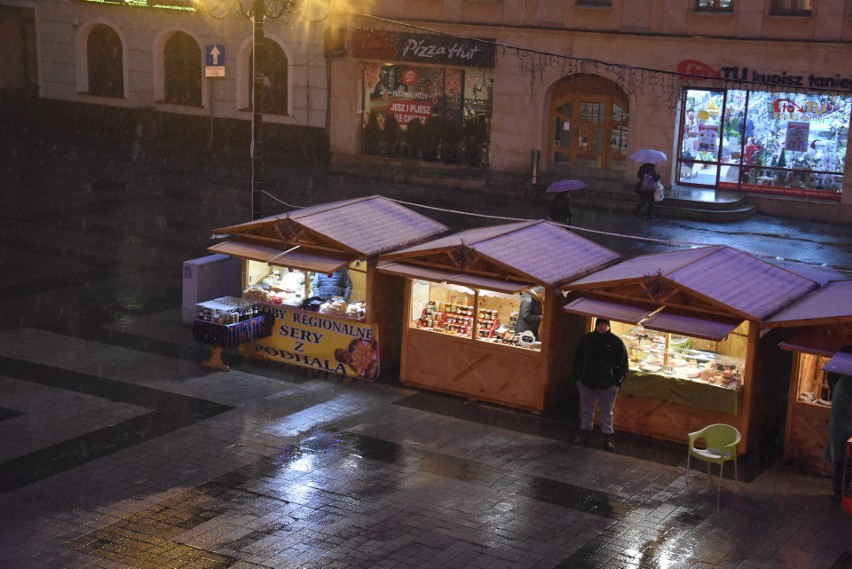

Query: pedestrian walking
[573,317,628,452]
[634,162,660,220]
[548,192,573,225]
[826,373,852,501]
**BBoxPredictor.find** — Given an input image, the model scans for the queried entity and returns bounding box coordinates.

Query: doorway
[549,74,629,173]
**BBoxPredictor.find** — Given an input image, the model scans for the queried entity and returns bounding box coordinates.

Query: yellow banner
[241,306,380,380]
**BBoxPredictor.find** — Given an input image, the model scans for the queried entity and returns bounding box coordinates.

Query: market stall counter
[378,220,621,413]
[763,279,852,475]
[192,296,273,371]
[203,196,448,379]
[563,246,819,455]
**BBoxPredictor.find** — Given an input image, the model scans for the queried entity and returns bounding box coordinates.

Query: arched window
[163,32,201,106]
[87,24,123,98]
[248,40,288,115]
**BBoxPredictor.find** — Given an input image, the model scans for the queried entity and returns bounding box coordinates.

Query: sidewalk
[1,134,851,568]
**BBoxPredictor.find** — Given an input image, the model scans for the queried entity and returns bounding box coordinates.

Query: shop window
[791,352,832,405]
[409,281,540,351]
[361,63,492,167]
[614,320,747,390]
[696,0,733,11]
[86,24,124,98]
[242,260,367,319]
[769,0,812,15]
[247,41,289,116]
[677,88,850,198]
[163,31,201,106]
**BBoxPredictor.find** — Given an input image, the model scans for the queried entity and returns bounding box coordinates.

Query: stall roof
[564,297,743,341]
[763,279,852,328]
[212,196,449,257]
[208,241,348,274]
[377,261,529,294]
[381,220,620,286]
[564,297,654,324]
[641,311,742,341]
[566,246,818,322]
[824,351,852,376]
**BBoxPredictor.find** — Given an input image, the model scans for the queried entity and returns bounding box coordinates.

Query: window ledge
[767,10,812,17]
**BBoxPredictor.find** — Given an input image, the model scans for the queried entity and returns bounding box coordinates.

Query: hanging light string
[335,7,849,109]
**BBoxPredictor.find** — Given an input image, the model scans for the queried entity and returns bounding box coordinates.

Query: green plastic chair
[686,423,741,510]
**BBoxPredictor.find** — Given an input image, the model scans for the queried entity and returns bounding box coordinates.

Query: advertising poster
[242,307,380,380]
[785,121,810,153]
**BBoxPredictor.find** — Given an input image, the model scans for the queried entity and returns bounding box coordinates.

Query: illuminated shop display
[379,220,621,413]
[409,280,539,351]
[201,196,448,380]
[678,88,850,199]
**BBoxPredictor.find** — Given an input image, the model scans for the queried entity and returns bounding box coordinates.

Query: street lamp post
[250,0,266,220]
[198,0,302,220]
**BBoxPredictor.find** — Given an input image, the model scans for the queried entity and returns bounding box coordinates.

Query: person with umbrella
[629,150,666,221]
[545,179,584,225]
[634,162,660,219]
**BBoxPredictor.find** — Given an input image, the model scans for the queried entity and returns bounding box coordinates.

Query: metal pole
[251,0,265,220]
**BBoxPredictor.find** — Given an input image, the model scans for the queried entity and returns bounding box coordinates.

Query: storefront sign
[387,97,433,125]
[242,306,380,380]
[677,59,852,92]
[353,29,495,68]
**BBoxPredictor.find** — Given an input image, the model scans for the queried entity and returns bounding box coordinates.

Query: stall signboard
[243,306,380,380]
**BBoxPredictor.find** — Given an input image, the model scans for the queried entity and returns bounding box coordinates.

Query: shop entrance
[549,75,629,173]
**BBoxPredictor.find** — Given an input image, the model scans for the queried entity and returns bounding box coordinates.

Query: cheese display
[620,325,744,390]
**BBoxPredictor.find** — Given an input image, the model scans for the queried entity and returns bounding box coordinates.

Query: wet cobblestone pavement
[1,132,852,568]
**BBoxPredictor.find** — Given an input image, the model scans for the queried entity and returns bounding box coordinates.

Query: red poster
[387,97,433,125]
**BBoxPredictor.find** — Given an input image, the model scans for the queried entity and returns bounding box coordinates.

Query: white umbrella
[545,179,586,193]
[629,149,667,164]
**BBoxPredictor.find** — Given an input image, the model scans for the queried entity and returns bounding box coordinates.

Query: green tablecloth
[621,370,741,415]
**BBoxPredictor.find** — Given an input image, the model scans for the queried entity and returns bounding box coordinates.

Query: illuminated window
[86,24,123,98]
[697,0,733,11]
[248,41,289,116]
[163,32,201,106]
[770,0,812,15]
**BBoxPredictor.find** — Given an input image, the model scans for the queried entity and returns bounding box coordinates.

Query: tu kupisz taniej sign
[353,29,495,69]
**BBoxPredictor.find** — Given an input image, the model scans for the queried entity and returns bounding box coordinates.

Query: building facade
[2,1,851,220]
[0,0,329,162]
[326,0,852,219]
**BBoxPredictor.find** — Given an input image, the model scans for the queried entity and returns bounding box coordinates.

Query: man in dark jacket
[574,317,628,452]
[826,373,852,501]
[515,287,544,339]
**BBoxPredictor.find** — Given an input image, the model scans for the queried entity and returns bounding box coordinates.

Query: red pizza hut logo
[401,68,420,86]
[676,60,721,81]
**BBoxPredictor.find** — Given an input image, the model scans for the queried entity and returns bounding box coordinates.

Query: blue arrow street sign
[206,45,226,77]
[206,45,225,67]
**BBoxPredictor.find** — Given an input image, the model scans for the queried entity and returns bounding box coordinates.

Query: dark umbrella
[545,179,586,193]
[629,149,667,164]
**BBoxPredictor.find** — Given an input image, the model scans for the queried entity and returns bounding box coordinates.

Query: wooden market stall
[204,196,448,379]
[762,279,852,475]
[562,245,819,456]
[377,220,621,413]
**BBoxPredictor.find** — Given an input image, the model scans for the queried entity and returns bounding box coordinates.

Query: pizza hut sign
[353,29,496,68]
